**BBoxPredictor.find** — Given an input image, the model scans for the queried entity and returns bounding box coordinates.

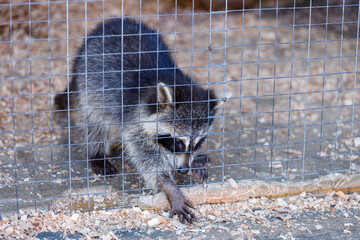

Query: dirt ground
[1,191,360,239]
[0,0,360,221]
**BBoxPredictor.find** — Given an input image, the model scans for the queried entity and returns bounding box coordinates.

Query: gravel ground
[1,191,360,239]
[0,0,360,228]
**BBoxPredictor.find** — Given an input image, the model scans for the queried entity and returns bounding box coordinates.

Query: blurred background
[0,0,359,214]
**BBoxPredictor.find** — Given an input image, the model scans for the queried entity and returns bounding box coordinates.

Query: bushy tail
[54,90,70,110]
[55,79,77,110]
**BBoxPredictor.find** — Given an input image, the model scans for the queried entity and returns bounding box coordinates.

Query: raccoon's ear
[157,82,174,108]
[211,91,232,110]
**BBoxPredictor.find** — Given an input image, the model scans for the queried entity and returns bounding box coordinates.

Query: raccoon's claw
[194,169,208,182]
[169,198,195,224]
[191,155,209,182]
[192,167,208,182]
[91,160,118,176]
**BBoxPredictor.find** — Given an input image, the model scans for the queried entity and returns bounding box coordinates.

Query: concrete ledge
[138,173,360,210]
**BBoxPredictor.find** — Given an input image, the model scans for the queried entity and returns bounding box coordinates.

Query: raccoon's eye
[157,134,174,152]
[157,135,185,153]
[174,138,185,153]
[193,136,206,151]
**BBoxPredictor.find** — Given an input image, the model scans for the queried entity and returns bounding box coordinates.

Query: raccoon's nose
[177,167,189,174]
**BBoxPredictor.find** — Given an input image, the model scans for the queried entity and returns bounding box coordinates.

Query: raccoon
[55,18,224,224]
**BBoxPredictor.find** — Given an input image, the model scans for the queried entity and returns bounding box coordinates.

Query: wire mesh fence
[0,0,359,216]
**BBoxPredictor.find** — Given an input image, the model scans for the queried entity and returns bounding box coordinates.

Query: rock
[335,191,348,200]
[314,224,323,230]
[228,178,238,189]
[148,218,160,228]
[132,207,142,213]
[298,226,307,232]
[276,198,288,208]
[241,224,249,230]
[71,213,79,221]
[354,138,360,147]
[75,227,90,235]
[213,209,221,217]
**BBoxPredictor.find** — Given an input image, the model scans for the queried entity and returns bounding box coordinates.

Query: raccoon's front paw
[169,198,195,224]
[91,160,118,176]
[191,154,209,182]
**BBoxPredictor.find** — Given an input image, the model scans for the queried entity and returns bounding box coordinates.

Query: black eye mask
[192,136,206,151]
[158,134,185,153]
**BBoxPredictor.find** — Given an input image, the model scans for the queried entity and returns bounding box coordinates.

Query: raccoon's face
[150,82,223,174]
[157,124,209,174]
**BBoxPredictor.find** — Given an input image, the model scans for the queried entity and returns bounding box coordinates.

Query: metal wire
[0,0,359,216]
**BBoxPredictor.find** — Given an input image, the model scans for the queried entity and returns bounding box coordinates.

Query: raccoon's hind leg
[87,124,118,176]
[90,152,118,176]
[191,154,209,182]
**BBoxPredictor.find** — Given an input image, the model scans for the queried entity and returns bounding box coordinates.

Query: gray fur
[55,18,220,224]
